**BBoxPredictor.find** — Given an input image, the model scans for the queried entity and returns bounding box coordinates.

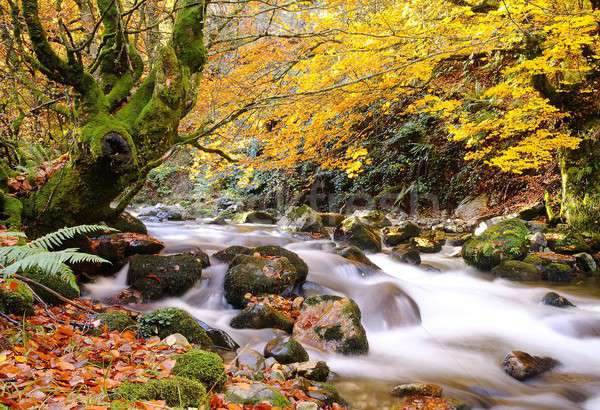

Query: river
[85,221,600,410]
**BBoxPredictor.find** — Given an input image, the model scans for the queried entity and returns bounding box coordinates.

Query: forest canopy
[0,0,599,231]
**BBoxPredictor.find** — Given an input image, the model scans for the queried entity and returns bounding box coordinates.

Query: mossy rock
[21,268,80,305]
[383,221,421,246]
[230,303,294,332]
[137,308,211,348]
[89,311,137,336]
[390,245,421,266]
[352,210,392,229]
[462,219,530,270]
[109,211,147,234]
[523,252,576,282]
[172,349,227,391]
[128,253,203,301]
[112,376,208,408]
[491,260,543,281]
[0,279,34,316]
[337,246,380,270]
[410,236,443,253]
[544,262,576,283]
[213,245,252,263]
[233,211,277,224]
[545,228,591,254]
[224,382,290,407]
[264,335,309,364]
[278,205,323,232]
[224,255,299,308]
[334,216,382,253]
[305,380,348,406]
[252,245,309,283]
[293,295,368,355]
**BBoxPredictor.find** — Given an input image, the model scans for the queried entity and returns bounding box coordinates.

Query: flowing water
[85,221,600,410]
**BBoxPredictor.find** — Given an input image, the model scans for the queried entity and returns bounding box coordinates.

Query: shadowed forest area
[1,0,600,409]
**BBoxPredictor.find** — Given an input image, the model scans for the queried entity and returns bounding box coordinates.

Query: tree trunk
[0,0,208,235]
[561,128,600,231]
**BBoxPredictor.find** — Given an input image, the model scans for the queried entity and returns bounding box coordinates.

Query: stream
[85,221,600,410]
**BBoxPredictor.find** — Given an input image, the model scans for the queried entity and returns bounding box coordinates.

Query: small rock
[334,216,382,253]
[391,245,421,266]
[230,303,294,332]
[542,292,575,308]
[278,205,323,232]
[410,236,443,253]
[337,246,381,270]
[264,336,309,364]
[502,351,559,381]
[296,402,319,410]
[236,348,266,371]
[161,333,191,348]
[286,361,330,382]
[383,221,421,246]
[391,383,443,398]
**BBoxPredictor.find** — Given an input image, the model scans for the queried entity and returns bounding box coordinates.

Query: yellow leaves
[343,147,371,179]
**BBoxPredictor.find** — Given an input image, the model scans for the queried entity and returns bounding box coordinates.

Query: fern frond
[29,224,117,250]
[0,246,45,265]
[2,249,110,276]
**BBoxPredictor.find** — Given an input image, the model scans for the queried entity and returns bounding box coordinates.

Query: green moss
[172,0,207,72]
[0,279,34,316]
[491,260,542,281]
[172,349,227,391]
[21,268,79,305]
[224,383,290,407]
[90,312,137,336]
[322,325,343,341]
[0,192,23,229]
[462,219,530,270]
[112,376,207,408]
[544,228,590,254]
[137,308,211,348]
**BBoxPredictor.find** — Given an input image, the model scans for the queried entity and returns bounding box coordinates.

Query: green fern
[0,224,115,281]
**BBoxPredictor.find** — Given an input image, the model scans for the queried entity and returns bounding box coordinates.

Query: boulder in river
[264,335,309,364]
[491,260,543,281]
[574,252,597,273]
[109,211,147,234]
[352,209,392,229]
[213,245,252,263]
[224,255,299,308]
[234,210,277,224]
[278,205,323,232]
[293,295,368,355]
[410,236,443,253]
[334,216,382,253]
[383,221,421,246]
[337,246,381,270]
[230,302,294,332]
[462,218,530,270]
[253,245,309,283]
[542,292,576,308]
[391,245,421,266]
[128,253,203,301]
[523,252,577,282]
[502,351,559,381]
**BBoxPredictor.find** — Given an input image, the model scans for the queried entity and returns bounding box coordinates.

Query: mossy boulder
[545,228,590,254]
[285,361,330,382]
[224,255,299,308]
[319,212,345,228]
[109,211,147,234]
[278,205,323,232]
[0,279,34,316]
[21,268,80,305]
[391,245,421,266]
[253,245,309,283]
[410,236,443,253]
[293,295,368,355]
[491,260,543,281]
[128,253,203,301]
[137,308,211,348]
[383,221,421,246]
[264,336,309,364]
[462,219,530,270]
[90,311,137,335]
[112,376,207,408]
[172,349,227,391]
[234,211,277,224]
[334,216,382,253]
[230,303,294,332]
[337,246,380,270]
[225,382,290,407]
[213,245,252,263]
[523,253,576,282]
[352,210,392,229]
[544,262,576,283]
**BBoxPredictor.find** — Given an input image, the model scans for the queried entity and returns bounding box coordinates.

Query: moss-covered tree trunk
[561,127,600,231]
[1,0,207,234]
